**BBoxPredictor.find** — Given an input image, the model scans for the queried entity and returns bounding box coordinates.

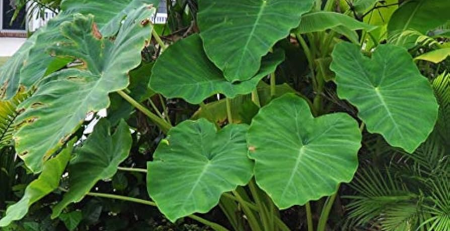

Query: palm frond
[0,90,29,149]
[432,72,450,146]
[345,166,419,229]
[420,181,450,231]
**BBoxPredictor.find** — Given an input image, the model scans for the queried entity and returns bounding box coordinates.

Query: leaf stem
[117,90,172,134]
[270,72,276,97]
[222,192,258,211]
[147,99,166,122]
[306,202,314,231]
[158,94,171,125]
[84,191,229,231]
[232,190,263,231]
[248,179,271,230]
[117,167,147,173]
[152,28,167,51]
[317,191,338,231]
[252,89,261,108]
[226,98,233,124]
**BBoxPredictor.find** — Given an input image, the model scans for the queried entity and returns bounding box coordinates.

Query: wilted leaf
[14,7,153,173]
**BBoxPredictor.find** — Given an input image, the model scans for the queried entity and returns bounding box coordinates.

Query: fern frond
[0,90,29,148]
[345,166,419,229]
[381,202,422,231]
[420,181,450,231]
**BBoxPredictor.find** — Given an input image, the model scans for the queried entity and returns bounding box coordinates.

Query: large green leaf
[247,94,361,208]
[13,7,153,173]
[198,0,314,82]
[52,119,132,218]
[150,34,285,104]
[388,0,450,45]
[330,42,438,153]
[0,141,72,227]
[0,0,159,99]
[147,119,253,222]
[297,12,376,43]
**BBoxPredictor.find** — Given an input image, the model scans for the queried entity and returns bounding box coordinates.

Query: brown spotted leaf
[14,6,154,173]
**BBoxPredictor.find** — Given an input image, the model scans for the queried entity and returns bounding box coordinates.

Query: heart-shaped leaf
[330,42,439,153]
[14,6,153,173]
[0,141,73,227]
[52,119,132,218]
[147,118,253,222]
[150,34,285,104]
[198,0,314,82]
[0,0,159,100]
[247,94,361,208]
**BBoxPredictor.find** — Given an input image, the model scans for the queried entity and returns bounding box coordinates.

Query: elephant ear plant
[0,0,444,230]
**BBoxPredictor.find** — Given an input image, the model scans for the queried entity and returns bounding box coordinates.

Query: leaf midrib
[232,0,268,79]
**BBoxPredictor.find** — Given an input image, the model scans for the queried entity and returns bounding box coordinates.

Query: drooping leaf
[0,0,159,100]
[330,42,438,153]
[147,119,253,222]
[198,0,314,82]
[297,12,376,43]
[52,119,131,218]
[415,48,450,63]
[388,0,450,45]
[0,36,37,99]
[13,7,153,173]
[150,34,285,104]
[0,141,73,227]
[59,211,83,231]
[247,94,361,208]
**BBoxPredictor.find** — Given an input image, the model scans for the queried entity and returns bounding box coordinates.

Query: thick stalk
[152,27,167,50]
[84,191,229,231]
[222,192,259,211]
[306,202,314,231]
[317,192,338,231]
[158,94,171,125]
[249,180,271,230]
[270,72,276,97]
[117,167,147,173]
[147,99,166,122]
[226,98,233,124]
[252,89,261,108]
[233,190,263,231]
[117,90,172,133]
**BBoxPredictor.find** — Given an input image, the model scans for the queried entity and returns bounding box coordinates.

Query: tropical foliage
[0,0,448,230]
